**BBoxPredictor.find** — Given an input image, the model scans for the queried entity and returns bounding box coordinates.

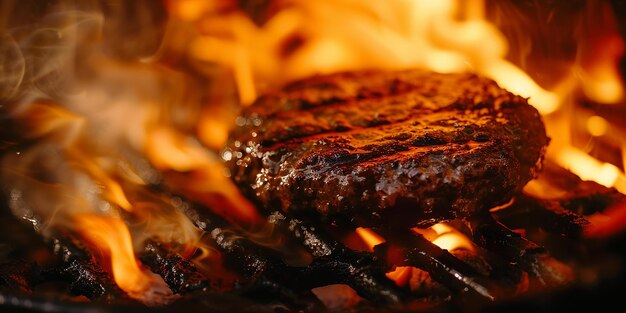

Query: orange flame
[73,213,172,303]
[355,224,474,287]
[174,0,626,193]
[415,223,475,252]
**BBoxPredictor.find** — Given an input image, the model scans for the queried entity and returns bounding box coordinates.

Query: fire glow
[0,0,625,307]
[173,0,626,193]
[73,213,172,303]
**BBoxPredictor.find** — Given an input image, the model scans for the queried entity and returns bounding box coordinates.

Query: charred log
[375,229,499,303]
[210,227,323,312]
[266,211,406,304]
[468,216,573,287]
[48,237,130,302]
[493,195,589,238]
[139,241,209,295]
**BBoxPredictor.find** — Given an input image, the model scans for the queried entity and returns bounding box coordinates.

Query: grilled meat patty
[225,69,549,228]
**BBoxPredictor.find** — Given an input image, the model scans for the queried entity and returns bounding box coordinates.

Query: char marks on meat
[225,69,549,228]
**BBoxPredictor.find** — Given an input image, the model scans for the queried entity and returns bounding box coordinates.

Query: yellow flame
[73,213,169,301]
[482,61,560,114]
[413,223,475,252]
[146,127,211,172]
[355,223,474,253]
[145,126,262,227]
[171,0,216,21]
[71,152,133,211]
[555,147,626,193]
[180,0,626,193]
[182,0,569,116]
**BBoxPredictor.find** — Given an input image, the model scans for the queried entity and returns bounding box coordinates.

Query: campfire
[1,0,625,312]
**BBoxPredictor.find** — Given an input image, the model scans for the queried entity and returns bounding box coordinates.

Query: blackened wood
[49,237,130,302]
[468,216,572,287]
[375,229,499,302]
[266,211,405,304]
[139,241,209,295]
[494,195,589,237]
[209,227,324,312]
[469,216,546,263]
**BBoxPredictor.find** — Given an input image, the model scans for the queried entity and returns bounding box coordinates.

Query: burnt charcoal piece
[493,194,590,238]
[140,241,210,295]
[209,227,324,312]
[468,216,573,287]
[226,69,549,227]
[266,211,405,304]
[49,237,130,302]
[375,229,499,303]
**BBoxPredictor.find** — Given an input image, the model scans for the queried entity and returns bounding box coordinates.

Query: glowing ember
[385,266,412,287]
[355,224,475,288]
[73,213,173,304]
[413,223,475,252]
[355,227,385,251]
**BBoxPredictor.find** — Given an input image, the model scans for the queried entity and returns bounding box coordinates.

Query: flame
[355,224,475,254]
[73,213,172,302]
[355,224,474,287]
[413,223,475,252]
[2,0,626,304]
[555,147,626,193]
[145,127,262,227]
[176,0,626,193]
[178,0,568,113]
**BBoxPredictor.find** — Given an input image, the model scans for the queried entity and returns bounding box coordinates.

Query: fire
[2,0,626,305]
[355,224,474,253]
[173,0,626,192]
[72,213,172,303]
[355,224,474,287]
[555,147,626,193]
[145,126,262,227]
[412,223,475,252]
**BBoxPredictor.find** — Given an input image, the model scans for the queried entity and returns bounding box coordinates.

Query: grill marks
[226,69,549,227]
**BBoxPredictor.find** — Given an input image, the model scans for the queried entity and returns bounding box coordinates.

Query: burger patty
[224,69,549,228]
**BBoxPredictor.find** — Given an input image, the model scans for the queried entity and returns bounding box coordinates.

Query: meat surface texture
[225,69,549,228]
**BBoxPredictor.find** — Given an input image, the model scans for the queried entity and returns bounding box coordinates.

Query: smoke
[0,0,204,255]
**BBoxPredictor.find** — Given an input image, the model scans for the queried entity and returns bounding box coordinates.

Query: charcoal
[140,241,210,295]
[374,230,499,303]
[558,183,625,216]
[210,227,324,311]
[267,211,337,258]
[468,216,573,287]
[528,161,625,215]
[494,195,589,237]
[267,211,406,304]
[48,237,130,302]
[241,278,325,313]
